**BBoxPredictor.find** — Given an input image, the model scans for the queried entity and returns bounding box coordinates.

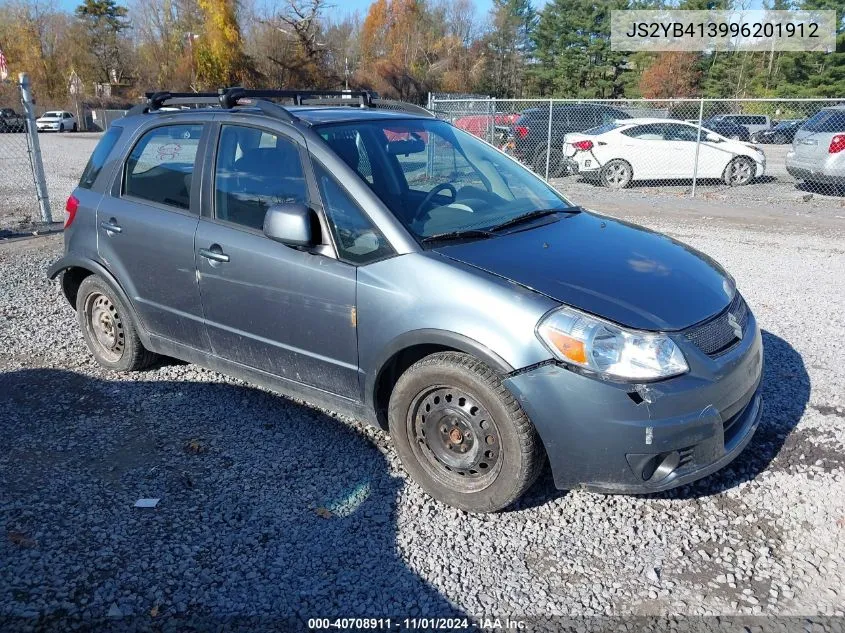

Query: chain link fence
[0,74,52,233]
[429,95,845,201]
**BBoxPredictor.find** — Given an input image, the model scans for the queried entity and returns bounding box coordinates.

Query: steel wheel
[724,156,753,186]
[407,385,503,491]
[83,292,126,363]
[601,159,632,189]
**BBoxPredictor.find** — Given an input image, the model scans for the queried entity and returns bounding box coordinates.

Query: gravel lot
[1,132,844,627]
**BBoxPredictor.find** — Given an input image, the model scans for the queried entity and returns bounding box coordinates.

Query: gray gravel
[1,132,845,627]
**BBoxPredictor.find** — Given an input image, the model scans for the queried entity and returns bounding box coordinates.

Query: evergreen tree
[74,0,130,84]
[530,0,629,98]
[482,0,537,98]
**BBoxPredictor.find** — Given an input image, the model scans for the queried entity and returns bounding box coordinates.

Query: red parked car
[454,114,519,140]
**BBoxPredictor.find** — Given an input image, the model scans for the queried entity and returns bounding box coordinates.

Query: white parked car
[36,111,77,132]
[563,119,766,189]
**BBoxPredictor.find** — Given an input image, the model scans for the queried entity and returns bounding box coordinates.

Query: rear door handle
[100,220,122,234]
[199,245,230,263]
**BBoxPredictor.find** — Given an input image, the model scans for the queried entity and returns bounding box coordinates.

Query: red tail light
[514,125,529,139]
[573,140,594,151]
[64,195,79,228]
[829,135,845,154]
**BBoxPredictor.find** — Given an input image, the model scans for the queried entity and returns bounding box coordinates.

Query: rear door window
[123,124,203,210]
[622,124,665,140]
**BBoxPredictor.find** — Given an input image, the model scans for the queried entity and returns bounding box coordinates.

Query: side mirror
[263,203,314,247]
[705,133,722,143]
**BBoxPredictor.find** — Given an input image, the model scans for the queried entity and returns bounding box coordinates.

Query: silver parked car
[48,88,763,513]
[786,106,845,189]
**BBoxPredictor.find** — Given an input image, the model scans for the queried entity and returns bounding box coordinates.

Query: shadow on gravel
[0,368,465,629]
[517,329,810,508]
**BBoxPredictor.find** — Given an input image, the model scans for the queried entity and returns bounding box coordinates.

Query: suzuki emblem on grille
[727,312,743,339]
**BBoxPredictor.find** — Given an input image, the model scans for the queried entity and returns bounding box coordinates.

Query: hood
[435,213,734,331]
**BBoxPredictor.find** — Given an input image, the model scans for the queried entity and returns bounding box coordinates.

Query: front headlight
[536,306,688,381]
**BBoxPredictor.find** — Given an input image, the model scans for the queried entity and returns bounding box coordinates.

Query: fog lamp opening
[641,450,681,483]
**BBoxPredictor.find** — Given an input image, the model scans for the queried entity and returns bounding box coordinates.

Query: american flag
[0,47,8,81]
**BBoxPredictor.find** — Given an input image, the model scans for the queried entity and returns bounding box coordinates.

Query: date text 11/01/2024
[307,617,527,630]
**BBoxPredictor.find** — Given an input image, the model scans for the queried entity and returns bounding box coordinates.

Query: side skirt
[147,334,378,428]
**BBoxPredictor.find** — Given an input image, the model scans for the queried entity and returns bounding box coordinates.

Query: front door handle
[199,245,230,263]
[100,219,122,234]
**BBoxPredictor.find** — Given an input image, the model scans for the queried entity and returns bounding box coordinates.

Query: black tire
[723,156,754,186]
[59,123,65,133]
[72,122,78,132]
[531,145,563,178]
[600,159,633,189]
[388,352,544,513]
[76,275,157,371]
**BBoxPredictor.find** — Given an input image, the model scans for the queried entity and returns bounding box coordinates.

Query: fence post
[545,98,553,180]
[691,97,705,198]
[19,73,52,224]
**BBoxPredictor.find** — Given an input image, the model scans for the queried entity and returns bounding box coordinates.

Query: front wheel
[600,159,633,189]
[388,352,544,513]
[723,156,754,186]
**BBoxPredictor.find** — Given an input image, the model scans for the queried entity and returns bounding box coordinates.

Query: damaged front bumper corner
[503,319,764,493]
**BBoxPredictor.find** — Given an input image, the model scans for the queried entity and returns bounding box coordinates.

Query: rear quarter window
[79,126,122,189]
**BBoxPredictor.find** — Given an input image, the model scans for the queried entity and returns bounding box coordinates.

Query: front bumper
[503,314,764,493]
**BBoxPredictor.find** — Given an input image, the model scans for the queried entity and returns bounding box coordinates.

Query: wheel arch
[367,330,515,431]
[47,256,153,348]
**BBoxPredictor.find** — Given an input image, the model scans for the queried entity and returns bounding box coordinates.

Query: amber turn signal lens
[547,330,587,364]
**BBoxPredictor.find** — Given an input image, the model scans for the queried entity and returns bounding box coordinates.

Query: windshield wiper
[488,207,580,233]
[420,229,495,244]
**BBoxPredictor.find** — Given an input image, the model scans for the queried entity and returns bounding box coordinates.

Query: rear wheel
[76,275,157,371]
[723,156,754,186]
[388,352,544,513]
[600,159,633,189]
[531,145,562,178]
[72,122,78,132]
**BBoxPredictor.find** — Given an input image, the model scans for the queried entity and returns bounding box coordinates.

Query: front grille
[684,293,749,357]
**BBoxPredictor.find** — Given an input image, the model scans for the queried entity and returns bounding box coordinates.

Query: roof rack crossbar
[218,88,376,108]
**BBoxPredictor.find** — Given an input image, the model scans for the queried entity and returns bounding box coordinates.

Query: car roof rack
[127,87,435,122]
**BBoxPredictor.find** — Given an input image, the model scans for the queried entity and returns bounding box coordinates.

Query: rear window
[79,126,122,189]
[585,122,623,135]
[802,110,845,133]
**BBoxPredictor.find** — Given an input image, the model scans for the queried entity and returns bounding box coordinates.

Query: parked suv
[507,104,631,176]
[786,106,845,190]
[48,88,763,512]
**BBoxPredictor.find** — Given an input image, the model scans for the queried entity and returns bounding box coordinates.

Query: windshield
[316,119,571,241]
[43,111,61,118]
